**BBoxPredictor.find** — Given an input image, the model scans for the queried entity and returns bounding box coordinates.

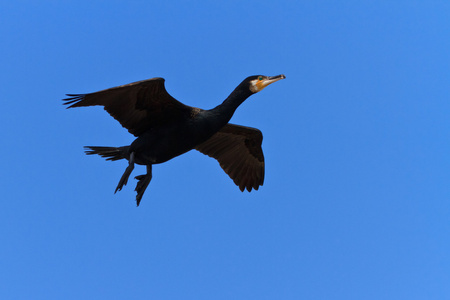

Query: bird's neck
[207,85,253,128]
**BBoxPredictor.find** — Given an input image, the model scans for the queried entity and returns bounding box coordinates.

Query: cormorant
[63,74,285,206]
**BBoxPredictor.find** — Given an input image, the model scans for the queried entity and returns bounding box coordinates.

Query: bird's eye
[258,76,263,81]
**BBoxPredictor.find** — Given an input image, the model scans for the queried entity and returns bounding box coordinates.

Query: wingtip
[62,94,86,108]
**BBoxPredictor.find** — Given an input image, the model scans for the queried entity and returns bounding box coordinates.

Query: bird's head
[247,74,286,93]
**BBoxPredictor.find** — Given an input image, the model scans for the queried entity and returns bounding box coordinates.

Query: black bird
[63,74,285,206]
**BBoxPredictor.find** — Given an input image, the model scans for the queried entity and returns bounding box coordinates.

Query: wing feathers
[195,123,265,192]
[63,77,192,136]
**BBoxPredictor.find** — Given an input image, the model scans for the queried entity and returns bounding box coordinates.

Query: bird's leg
[115,152,135,193]
[134,164,152,206]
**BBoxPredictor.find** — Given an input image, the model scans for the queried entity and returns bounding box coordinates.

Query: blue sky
[1,1,450,299]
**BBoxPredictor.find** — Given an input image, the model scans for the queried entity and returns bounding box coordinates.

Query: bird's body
[64,74,285,205]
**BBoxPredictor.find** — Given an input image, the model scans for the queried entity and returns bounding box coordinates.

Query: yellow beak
[256,74,286,92]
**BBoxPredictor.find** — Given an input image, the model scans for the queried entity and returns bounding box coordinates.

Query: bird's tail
[84,146,129,161]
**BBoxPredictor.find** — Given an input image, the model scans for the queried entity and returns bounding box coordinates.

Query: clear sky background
[1,1,450,299]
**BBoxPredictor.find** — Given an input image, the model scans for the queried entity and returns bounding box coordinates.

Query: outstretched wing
[195,123,264,192]
[63,77,193,136]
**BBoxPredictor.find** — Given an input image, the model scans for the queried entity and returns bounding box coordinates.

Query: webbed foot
[134,165,152,206]
[115,152,135,193]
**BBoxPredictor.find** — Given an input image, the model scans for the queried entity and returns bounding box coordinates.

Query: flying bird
[63,74,285,206]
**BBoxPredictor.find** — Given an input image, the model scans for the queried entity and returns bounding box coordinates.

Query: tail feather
[84,146,129,161]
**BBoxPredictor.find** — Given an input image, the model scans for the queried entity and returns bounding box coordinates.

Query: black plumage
[63,74,285,206]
